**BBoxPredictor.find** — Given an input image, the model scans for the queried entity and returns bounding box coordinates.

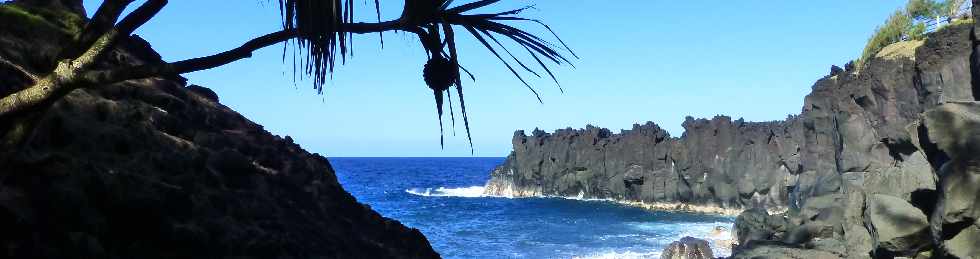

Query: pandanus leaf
[277,0,355,93]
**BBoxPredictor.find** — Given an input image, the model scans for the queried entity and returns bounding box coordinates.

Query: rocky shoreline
[485,16,980,259]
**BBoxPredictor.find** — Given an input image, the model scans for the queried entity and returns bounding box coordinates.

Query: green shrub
[941,0,967,18]
[859,10,913,67]
[857,0,968,69]
[906,0,942,20]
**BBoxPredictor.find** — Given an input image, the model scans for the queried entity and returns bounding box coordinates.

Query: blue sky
[83,1,905,157]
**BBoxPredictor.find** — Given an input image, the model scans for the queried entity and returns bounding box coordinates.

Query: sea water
[332,157,735,259]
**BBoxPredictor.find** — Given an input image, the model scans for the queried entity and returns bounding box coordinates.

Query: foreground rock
[733,242,841,259]
[733,208,788,245]
[866,194,930,256]
[0,2,438,258]
[660,236,713,259]
[922,101,980,259]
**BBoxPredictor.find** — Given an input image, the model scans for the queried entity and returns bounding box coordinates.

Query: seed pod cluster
[423,55,455,92]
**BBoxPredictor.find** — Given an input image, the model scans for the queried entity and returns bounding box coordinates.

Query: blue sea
[332,157,735,259]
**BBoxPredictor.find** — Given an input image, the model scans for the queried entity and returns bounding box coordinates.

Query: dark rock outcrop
[486,17,979,259]
[921,101,980,259]
[486,118,800,211]
[866,194,931,256]
[734,208,788,245]
[0,2,438,258]
[660,236,713,259]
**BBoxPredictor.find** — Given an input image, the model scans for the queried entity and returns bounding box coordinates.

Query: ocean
[331,157,735,259]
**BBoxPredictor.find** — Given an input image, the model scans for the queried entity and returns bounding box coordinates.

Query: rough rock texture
[866,194,930,256]
[921,101,980,259]
[485,18,980,259]
[732,242,842,259]
[486,119,800,211]
[0,2,439,258]
[733,208,788,246]
[660,236,713,259]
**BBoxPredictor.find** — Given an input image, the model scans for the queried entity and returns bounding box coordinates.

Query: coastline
[617,200,743,217]
[483,179,782,217]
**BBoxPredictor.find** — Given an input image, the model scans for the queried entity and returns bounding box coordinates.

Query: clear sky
[82,0,905,157]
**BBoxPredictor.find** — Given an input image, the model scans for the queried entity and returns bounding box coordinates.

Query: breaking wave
[572,251,661,259]
[405,186,488,198]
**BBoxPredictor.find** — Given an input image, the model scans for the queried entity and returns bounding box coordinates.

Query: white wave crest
[629,221,735,257]
[572,251,661,259]
[405,186,488,198]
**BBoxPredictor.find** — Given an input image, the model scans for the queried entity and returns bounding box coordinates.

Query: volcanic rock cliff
[0,2,438,258]
[485,19,980,258]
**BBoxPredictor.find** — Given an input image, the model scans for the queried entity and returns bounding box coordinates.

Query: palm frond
[278,0,355,93]
[462,24,542,102]
[397,0,575,152]
[374,0,383,47]
[275,0,575,153]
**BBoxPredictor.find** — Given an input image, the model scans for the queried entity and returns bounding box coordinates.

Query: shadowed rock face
[0,3,439,258]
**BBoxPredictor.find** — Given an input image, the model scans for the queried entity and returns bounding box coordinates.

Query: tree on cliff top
[0,0,575,152]
[857,0,971,69]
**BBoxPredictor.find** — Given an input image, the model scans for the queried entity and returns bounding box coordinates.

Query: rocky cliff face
[485,23,971,211]
[486,118,801,211]
[0,2,438,258]
[486,20,980,258]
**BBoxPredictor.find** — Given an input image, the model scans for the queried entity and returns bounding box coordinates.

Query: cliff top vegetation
[858,0,971,69]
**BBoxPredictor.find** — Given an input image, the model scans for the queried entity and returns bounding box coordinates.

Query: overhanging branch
[0,55,39,83]
[0,0,167,118]
[61,0,135,60]
[81,19,411,84]
[68,0,167,75]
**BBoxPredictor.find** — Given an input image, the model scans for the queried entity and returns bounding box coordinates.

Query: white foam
[409,186,736,257]
[405,186,488,198]
[572,250,661,259]
[640,221,735,257]
[558,192,616,202]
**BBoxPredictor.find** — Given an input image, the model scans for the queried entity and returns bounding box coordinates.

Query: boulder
[784,194,844,245]
[924,102,980,223]
[660,236,713,259]
[861,151,936,200]
[867,194,930,256]
[921,102,980,258]
[945,224,980,259]
[734,208,789,246]
[842,184,873,259]
[843,225,873,259]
